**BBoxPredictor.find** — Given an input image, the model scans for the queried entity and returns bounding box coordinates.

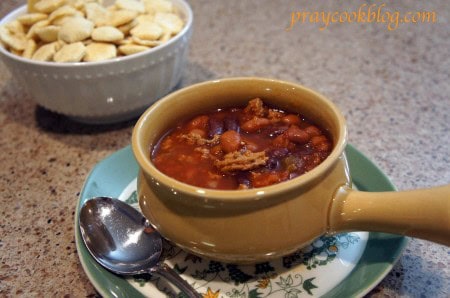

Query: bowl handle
[329,184,450,246]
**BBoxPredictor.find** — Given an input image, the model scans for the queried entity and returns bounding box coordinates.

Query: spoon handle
[150,262,202,298]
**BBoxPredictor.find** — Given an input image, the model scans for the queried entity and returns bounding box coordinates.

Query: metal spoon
[79,197,201,298]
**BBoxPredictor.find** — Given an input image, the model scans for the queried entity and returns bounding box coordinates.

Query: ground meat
[214,150,268,172]
[179,132,220,146]
[194,147,211,159]
[267,109,284,122]
[244,98,266,117]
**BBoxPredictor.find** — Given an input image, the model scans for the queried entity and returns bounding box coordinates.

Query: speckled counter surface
[0,0,448,297]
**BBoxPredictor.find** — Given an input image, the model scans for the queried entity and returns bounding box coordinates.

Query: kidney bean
[286,125,310,144]
[220,130,242,153]
[236,173,251,189]
[304,125,321,137]
[281,114,301,125]
[208,117,224,138]
[241,117,270,132]
[267,157,280,170]
[187,115,209,131]
[268,148,289,158]
[224,115,240,132]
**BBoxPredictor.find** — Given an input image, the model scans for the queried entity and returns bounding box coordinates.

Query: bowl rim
[132,77,348,202]
[0,0,193,67]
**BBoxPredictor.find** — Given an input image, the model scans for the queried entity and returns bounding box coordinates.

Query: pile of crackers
[0,0,185,62]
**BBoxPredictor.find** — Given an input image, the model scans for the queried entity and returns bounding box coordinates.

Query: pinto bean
[311,135,327,146]
[211,145,223,157]
[243,140,259,152]
[304,125,321,137]
[220,130,241,153]
[208,117,224,138]
[281,114,301,125]
[272,133,290,148]
[187,115,209,131]
[267,125,288,137]
[241,117,270,132]
[315,141,331,152]
[286,125,310,144]
[311,135,331,152]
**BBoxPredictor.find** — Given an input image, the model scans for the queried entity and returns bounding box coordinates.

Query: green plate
[75,144,407,297]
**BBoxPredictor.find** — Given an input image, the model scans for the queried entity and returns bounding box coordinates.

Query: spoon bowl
[79,197,201,297]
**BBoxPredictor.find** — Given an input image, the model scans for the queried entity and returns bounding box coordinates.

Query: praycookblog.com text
[286,3,437,31]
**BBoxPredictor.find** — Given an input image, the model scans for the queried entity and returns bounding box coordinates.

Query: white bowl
[0,0,193,124]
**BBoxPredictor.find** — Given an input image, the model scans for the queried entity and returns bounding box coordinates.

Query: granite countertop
[0,0,448,297]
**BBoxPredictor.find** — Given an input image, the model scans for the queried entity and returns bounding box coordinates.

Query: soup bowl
[132,77,449,263]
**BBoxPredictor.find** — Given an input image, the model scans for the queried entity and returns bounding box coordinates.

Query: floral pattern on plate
[119,179,368,298]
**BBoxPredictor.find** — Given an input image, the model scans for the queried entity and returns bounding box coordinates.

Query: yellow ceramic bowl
[132,77,449,263]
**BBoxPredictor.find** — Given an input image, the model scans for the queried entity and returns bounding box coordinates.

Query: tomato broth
[152,98,332,190]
